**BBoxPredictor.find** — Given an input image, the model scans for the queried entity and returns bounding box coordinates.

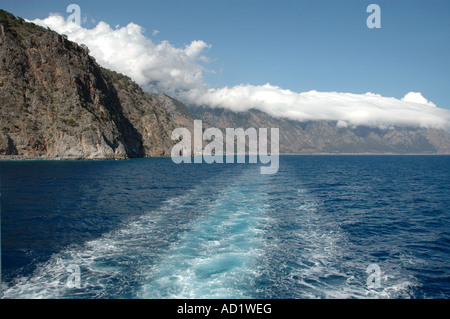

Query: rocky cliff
[0,10,179,159]
[1,9,450,159]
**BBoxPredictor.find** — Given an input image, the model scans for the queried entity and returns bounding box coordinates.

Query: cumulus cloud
[402,92,436,107]
[30,14,450,130]
[30,14,211,95]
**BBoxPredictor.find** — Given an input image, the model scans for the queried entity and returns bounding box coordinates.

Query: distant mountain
[188,106,450,154]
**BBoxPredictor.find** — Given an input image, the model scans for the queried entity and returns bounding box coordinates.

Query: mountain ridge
[1,9,450,160]
[187,106,450,155]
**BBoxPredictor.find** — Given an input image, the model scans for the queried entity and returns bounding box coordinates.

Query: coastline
[1,153,449,161]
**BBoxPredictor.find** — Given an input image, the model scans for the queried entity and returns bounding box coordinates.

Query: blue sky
[1,0,450,111]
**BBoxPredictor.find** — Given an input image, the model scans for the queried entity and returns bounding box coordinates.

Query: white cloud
[402,92,436,107]
[30,14,211,95]
[29,14,450,130]
[179,85,450,129]
[336,120,348,128]
[152,29,159,36]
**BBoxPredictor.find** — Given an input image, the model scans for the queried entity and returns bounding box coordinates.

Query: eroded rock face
[0,131,18,155]
[0,10,179,159]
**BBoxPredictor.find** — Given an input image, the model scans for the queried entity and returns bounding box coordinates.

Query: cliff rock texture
[0,10,178,159]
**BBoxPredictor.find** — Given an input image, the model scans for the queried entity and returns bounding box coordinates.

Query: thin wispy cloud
[31,14,450,130]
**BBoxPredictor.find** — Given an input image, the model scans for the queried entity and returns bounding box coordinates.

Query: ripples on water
[1,156,449,298]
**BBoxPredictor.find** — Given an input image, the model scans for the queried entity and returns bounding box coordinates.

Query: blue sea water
[1,155,449,299]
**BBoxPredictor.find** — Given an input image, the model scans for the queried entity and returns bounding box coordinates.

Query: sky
[1,0,450,129]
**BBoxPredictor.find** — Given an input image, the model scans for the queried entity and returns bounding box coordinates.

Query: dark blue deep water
[1,156,449,298]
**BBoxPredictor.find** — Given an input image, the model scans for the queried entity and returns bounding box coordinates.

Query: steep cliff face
[0,10,177,159]
[100,69,179,157]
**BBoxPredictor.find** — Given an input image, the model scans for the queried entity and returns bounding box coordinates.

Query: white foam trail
[264,185,421,299]
[1,186,215,299]
[1,168,270,299]
[139,168,270,299]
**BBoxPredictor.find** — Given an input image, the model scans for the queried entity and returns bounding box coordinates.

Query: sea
[0,155,449,299]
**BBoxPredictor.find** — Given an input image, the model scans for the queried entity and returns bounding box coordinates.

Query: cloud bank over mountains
[31,14,450,130]
[183,86,449,130]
